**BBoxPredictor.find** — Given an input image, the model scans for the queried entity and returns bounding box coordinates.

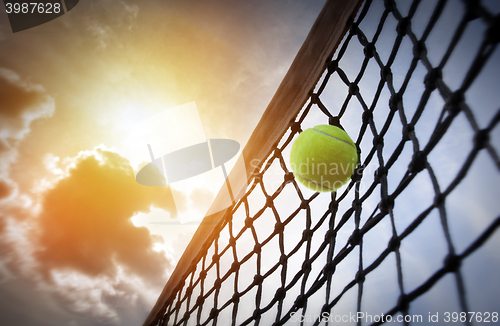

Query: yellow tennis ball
[290,124,358,192]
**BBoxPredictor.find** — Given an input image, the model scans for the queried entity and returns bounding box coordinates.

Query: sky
[0,0,499,326]
[0,0,326,325]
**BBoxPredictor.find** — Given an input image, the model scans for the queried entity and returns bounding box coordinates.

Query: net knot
[384,0,394,11]
[474,129,490,150]
[209,308,219,319]
[183,312,190,321]
[253,243,261,254]
[328,60,338,74]
[445,91,464,115]
[487,14,500,44]
[388,235,400,251]
[328,116,343,129]
[230,261,240,273]
[374,166,386,183]
[274,288,286,301]
[434,193,445,207]
[348,229,361,246]
[389,93,402,112]
[325,261,336,274]
[444,254,461,272]
[351,165,363,182]
[381,65,392,81]
[245,217,253,229]
[398,294,409,311]
[273,148,282,159]
[424,68,442,90]
[291,121,302,134]
[402,124,414,141]
[397,17,411,36]
[362,110,373,123]
[266,196,274,208]
[364,42,376,58]
[294,294,306,308]
[212,253,219,263]
[232,293,240,304]
[372,135,384,148]
[378,196,394,214]
[303,229,313,241]
[349,83,359,95]
[196,296,204,306]
[329,201,338,212]
[214,279,222,290]
[300,200,309,210]
[310,93,320,104]
[199,270,207,280]
[253,275,263,285]
[279,254,287,265]
[302,261,312,273]
[465,0,480,21]
[324,229,335,242]
[284,172,294,184]
[253,172,263,184]
[355,270,365,283]
[350,22,359,35]
[409,151,427,174]
[229,237,236,247]
[413,41,427,60]
[274,222,284,233]
[252,309,261,320]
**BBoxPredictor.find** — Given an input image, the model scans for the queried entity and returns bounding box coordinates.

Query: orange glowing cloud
[34,148,179,283]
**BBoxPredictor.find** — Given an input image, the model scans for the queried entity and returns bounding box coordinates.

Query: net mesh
[148,0,500,325]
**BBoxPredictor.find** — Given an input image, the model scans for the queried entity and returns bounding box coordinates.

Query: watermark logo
[134,102,246,224]
[290,312,424,324]
[3,0,79,33]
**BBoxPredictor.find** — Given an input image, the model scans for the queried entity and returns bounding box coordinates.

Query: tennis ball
[290,124,358,192]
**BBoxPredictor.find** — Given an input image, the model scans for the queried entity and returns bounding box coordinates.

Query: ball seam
[312,128,356,149]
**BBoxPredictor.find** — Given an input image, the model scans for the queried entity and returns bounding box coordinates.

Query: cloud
[44,269,158,325]
[0,68,177,325]
[0,73,46,118]
[0,147,180,325]
[0,179,13,200]
[0,67,54,290]
[0,68,54,176]
[83,0,140,50]
[0,67,54,294]
[0,276,77,326]
[0,68,54,141]
[33,148,177,284]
